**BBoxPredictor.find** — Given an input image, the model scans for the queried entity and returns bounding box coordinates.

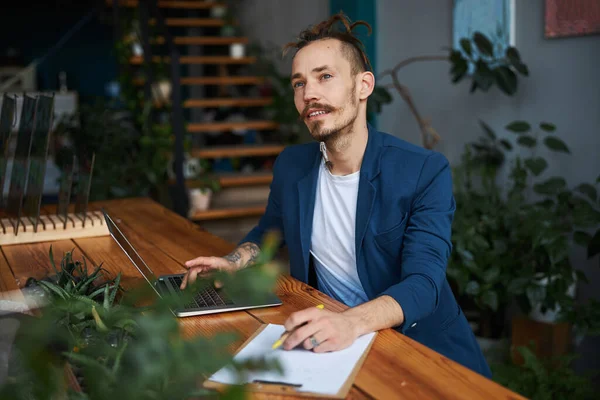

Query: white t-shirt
[309,160,369,307]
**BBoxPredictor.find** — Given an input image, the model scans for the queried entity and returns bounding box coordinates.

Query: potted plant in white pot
[187,159,221,217]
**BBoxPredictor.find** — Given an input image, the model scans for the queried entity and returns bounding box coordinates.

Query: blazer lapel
[355,125,383,291]
[297,152,321,282]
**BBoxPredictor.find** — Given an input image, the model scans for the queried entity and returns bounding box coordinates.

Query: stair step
[130,56,255,64]
[191,145,285,159]
[216,172,273,187]
[107,0,226,9]
[188,120,278,133]
[134,76,264,86]
[149,18,225,27]
[184,97,273,108]
[155,36,249,45]
[189,205,265,221]
[175,172,273,188]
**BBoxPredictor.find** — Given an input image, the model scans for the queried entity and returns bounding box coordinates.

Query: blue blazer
[242,124,492,378]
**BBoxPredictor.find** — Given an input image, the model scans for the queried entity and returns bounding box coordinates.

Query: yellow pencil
[272,304,325,350]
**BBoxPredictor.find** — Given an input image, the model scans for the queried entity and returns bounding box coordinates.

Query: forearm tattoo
[224,242,261,269]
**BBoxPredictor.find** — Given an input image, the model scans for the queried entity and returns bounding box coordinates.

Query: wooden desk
[0,198,523,399]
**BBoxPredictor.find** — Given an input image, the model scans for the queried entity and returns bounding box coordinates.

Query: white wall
[377,0,600,376]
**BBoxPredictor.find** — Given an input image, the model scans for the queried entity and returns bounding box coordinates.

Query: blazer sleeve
[238,152,286,249]
[381,152,455,333]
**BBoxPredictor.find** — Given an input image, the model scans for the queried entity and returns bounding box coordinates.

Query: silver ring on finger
[310,336,319,348]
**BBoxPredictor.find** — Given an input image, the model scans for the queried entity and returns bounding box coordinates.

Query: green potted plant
[449,119,600,360]
[187,159,222,216]
[448,130,517,358]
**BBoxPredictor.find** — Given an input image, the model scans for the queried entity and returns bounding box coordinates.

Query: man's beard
[300,84,358,145]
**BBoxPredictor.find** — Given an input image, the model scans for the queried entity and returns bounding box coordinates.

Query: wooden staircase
[110,0,284,238]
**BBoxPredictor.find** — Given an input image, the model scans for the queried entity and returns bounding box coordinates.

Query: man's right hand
[179,242,261,290]
[179,256,238,290]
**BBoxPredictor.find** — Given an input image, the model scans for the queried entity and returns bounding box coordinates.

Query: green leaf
[103,285,110,310]
[109,273,122,306]
[517,135,537,148]
[574,231,592,247]
[493,66,517,96]
[465,281,480,295]
[451,58,469,83]
[38,280,67,300]
[506,121,531,133]
[459,38,472,56]
[544,136,570,153]
[534,177,567,195]
[507,277,529,294]
[524,157,548,176]
[479,120,496,140]
[572,198,600,227]
[588,230,600,258]
[473,32,494,56]
[539,122,556,132]
[506,46,521,64]
[483,266,501,283]
[499,139,513,150]
[576,183,598,202]
[597,174,600,184]
[49,245,59,276]
[481,290,499,311]
[472,60,494,91]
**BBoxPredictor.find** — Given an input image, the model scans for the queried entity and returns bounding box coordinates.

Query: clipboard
[203,324,377,398]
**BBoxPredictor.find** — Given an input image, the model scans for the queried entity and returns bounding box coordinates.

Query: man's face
[291,39,360,142]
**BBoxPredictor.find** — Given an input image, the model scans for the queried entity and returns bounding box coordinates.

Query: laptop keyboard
[168,276,234,309]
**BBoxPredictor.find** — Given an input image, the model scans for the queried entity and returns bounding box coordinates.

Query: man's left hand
[282,307,358,353]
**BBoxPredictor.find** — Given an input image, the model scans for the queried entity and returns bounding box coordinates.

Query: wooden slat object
[130,56,255,65]
[189,205,265,221]
[191,144,285,159]
[134,76,264,86]
[0,198,524,399]
[184,97,272,108]
[155,36,249,45]
[149,18,225,27]
[187,120,278,133]
[0,211,109,246]
[107,0,227,9]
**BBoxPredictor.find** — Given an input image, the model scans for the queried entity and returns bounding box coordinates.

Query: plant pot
[230,43,245,58]
[151,80,172,104]
[511,316,571,365]
[529,273,577,324]
[210,5,226,18]
[188,189,212,217]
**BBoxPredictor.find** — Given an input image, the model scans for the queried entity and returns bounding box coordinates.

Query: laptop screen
[102,209,162,296]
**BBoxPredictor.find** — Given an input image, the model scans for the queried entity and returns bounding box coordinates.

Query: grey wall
[377,0,600,375]
[236,0,330,73]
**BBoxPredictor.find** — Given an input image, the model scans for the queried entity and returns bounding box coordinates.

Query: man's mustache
[299,103,336,121]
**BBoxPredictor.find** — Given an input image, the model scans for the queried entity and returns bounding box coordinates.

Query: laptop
[102,209,282,317]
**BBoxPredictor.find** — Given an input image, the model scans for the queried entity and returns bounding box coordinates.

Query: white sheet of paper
[208,324,376,396]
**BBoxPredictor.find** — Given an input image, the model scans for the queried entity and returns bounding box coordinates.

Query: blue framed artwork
[453,0,515,56]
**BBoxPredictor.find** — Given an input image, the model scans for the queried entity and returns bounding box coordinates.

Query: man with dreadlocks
[181,12,491,377]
